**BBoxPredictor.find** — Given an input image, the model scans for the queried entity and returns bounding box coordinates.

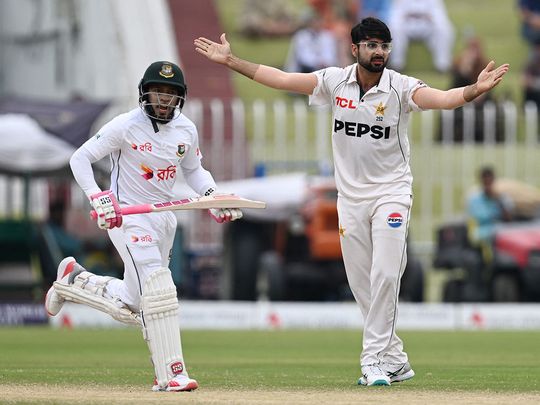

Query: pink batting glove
[89,190,123,230]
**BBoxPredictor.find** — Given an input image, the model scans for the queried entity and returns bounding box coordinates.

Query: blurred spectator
[308,0,356,27]
[518,0,540,47]
[238,0,299,38]
[443,32,501,142]
[285,11,339,73]
[451,33,489,90]
[307,0,356,66]
[436,32,507,143]
[523,45,540,108]
[388,0,455,72]
[467,166,513,261]
[355,0,392,23]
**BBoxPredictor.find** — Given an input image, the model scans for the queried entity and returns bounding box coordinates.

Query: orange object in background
[301,180,342,260]
[305,198,341,260]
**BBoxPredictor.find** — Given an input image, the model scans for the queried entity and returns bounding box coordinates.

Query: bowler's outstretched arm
[194,33,318,95]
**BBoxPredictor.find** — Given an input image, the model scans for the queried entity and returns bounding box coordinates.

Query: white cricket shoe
[152,375,199,392]
[358,364,391,386]
[382,361,415,383]
[44,257,77,316]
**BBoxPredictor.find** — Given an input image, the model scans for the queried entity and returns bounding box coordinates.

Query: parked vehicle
[222,177,424,301]
[433,220,540,302]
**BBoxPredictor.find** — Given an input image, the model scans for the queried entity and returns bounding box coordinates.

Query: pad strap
[54,271,141,326]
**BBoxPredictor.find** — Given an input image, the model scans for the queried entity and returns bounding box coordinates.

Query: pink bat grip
[90,204,153,220]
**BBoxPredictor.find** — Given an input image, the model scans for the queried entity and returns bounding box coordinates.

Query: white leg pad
[141,268,185,390]
[53,271,141,326]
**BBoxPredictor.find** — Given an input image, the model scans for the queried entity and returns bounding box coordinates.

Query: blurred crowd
[519,0,540,109]
[239,0,456,73]
[239,0,540,143]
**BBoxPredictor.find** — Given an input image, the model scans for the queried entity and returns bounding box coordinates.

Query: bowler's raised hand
[194,33,231,65]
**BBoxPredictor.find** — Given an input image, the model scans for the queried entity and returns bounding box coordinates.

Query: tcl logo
[335,96,357,109]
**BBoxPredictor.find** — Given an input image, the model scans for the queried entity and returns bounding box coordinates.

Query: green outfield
[1,327,539,403]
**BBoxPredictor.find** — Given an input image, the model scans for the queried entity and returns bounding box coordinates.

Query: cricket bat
[90,194,266,220]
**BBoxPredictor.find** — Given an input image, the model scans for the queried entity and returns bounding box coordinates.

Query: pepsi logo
[387,212,403,228]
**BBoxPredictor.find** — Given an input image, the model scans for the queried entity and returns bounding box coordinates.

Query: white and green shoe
[358,365,391,386]
[382,361,415,383]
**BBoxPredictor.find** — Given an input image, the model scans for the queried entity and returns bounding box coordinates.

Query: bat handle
[89,204,153,221]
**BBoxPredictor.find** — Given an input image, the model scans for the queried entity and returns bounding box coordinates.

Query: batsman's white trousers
[337,194,411,366]
[105,211,177,312]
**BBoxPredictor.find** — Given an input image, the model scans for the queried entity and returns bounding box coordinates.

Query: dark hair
[480,166,495,179]
[351,17,392,44]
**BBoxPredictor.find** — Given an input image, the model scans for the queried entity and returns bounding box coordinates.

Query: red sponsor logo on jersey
[132,142,152,151]
[156,165,176,181]
[141,164,153,180]
[140,164,176,181]
[132,234,152,243]
[387,212,403,228]
[335,96,357,109]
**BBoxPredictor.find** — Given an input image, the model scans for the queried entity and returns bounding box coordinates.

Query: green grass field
[1,327,539,403]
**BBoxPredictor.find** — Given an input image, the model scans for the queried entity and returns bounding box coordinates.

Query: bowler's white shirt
[309,65,427,200]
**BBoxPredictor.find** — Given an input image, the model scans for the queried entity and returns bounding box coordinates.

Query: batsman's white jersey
[309,65,426,366]
[72,108,215,205]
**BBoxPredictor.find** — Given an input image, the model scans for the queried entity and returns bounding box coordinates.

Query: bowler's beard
[357,54,387,73]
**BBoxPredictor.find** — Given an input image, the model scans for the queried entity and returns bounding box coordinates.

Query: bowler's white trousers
[337,194,412,366]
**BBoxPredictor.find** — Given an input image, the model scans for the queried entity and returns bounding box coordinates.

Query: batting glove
[208,207,243,223]
[90,190,123,230]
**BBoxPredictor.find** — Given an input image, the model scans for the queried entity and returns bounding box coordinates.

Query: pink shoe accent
[45,257,78,316]
[61,261,76,279]
[167,379,199,392]
[152,376,199,392]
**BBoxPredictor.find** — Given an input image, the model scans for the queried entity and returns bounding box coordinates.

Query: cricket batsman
[45,61,242,391]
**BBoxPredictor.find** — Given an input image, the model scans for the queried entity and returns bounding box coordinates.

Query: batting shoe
[382,361,415,383]
[152,375,199,392]
[44,257,77,316]
[358,364,391,386]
